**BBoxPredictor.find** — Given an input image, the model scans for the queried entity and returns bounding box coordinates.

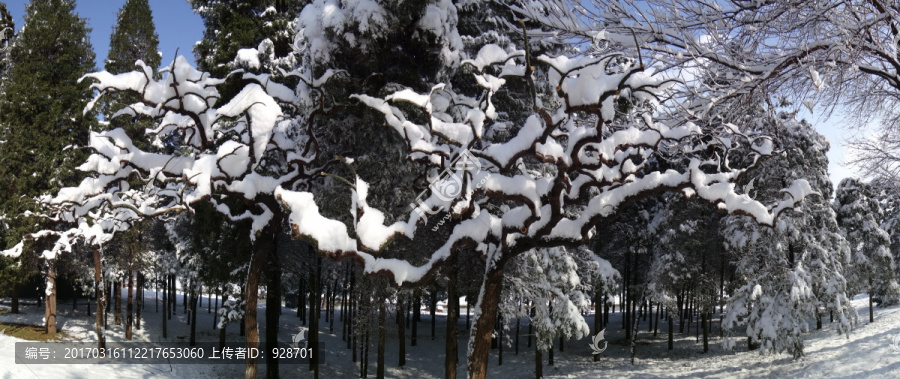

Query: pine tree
[835,177,898,322]
[0,0,95,240]
[104,0,160,146]
[190,0,303,104]
[0,0,95,335]
[722,110,853,357]
[0,3,14,85]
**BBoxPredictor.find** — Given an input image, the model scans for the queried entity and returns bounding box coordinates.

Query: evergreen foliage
[0,0,95,246]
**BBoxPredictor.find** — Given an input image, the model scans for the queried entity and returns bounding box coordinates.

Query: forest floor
[0,291,898,378]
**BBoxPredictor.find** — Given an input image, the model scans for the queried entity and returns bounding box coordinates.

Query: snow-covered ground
[1,292,899,378]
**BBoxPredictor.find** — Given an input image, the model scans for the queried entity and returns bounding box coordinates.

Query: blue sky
[6,0,204,68]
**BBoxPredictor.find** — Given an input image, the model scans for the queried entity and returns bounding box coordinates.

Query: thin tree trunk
[45,260,57,335]
[190,291,198,346]
[594,290,601,362]
[214,287,219,330]
[535,345,543,379]
[430,288,438,340]
[162,272,168,339]
[310,255,322,379]
[446,255,458,379]
[667,311,673,351]
[377,295,386,379]
[219,289,228,350]
[114,280,122,326]
[702,310,708,353]
[411,290,418,347]
[653,302,659,337]
[397,292,406,367]
[127,269,134,340]
[92,246,105,349]
[266,250,282,379]
[869,278,874,323]
[136,274,142,330]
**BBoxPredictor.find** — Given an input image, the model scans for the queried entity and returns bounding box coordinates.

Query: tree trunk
[244,215,280,379]
[190,291,198,346]
[348,270,354,352]
[653,302,659,337]
[446,255,459,378]
[300,276,306,325]
[187,279,192,326]
[702,310,708,353]
[162,272,168,339]
[219,289,227,350]
[266,249,282,379]
[535,345,543,379]
[136,274,142,330]
[515,317,520,356]
[127,269,134,340]
[105,280,110,329]
[11,284,19,314]
[466,266,504,379]
[45,260,57,335]
[594,290,601,362]
[528,302,534,349]
[92,246,105,349]
[377,295,386,379]
[411,290,418,347]
[430,288,438,340]
[498,313,503,366]
[115,280,122,326]
[667,311,673,351]
[330,280,337,333]
[548,339,553,366]
[869,278,874,323]
[310,256,322,378]
[397,292,406,367]
[816,308,822,330]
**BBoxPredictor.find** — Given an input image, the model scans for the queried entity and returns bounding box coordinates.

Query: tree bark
[397,292,406,367]
[266,248,282,379]
[466,266,504,379]
[127,269,134,340]
[11,284,19,314]
[92,246,105,349]
[869,278,874,323]
[136,274,142,330]
[244,210,281,379]
[702,310,708,353]
[594,289,601,362]
[310,255,322,379]
[162,272,168,339]
[219,288,227,350]
[45,260,57,335]
[430,288,438,340]
[411,290,418,347]
[190,291,198,346]
[115,280,122,326]
[377,295,386,379]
